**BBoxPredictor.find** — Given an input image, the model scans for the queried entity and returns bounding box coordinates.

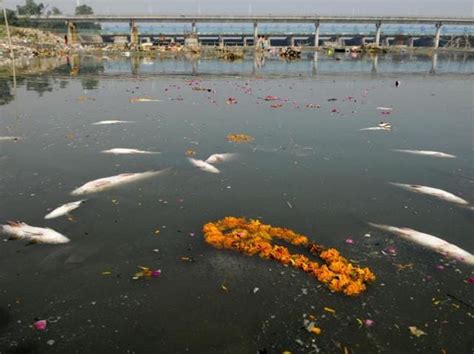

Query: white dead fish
[376,107,393,111]
[0,136,20,141]
[92,120,134,125]
[360,126,391,131]
[45,200,86,220]
[102,148,161,155]
[188,158,220,174]
[0,222,70,244]
[205,153,237,164]
[392,149,456,159]
[130,98,162,103]
[71,169,169,196]
[390,183,469,205]
[378,122,392,128]
[369,223,474,266]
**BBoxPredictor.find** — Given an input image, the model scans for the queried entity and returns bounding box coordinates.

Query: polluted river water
[0,52,473,353]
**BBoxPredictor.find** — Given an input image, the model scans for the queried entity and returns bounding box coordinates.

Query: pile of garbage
[0,26,67,66]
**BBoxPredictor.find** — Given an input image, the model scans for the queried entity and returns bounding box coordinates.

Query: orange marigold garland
[203,217,375,296]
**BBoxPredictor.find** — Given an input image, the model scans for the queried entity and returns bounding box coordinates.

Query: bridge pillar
[67,21,78,45]
[408,37,415,48]
[289,36,295,47]
[130,20,139,45]
[192,22,197,34]
[218,36,224,48]
[314,21,320,48]
[384,37,390,47]
[253,22,258,46]
[434,22,442,49]
[375,21,382,46]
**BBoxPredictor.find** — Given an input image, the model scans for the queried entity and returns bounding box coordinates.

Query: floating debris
[33,320,47,331]
[185,149,197,156]
[130,97,162,103]
[226,97,238,104]
[227,134,254,143]
[132,266,161,280]
[203,217,375,296]
[409,326,427,337]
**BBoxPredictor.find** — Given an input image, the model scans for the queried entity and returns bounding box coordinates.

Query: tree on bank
[17,0,45,16]
[51,7,62,15]
[75,5,94,15]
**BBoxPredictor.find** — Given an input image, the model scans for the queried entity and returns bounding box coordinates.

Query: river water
[0,52,473,353]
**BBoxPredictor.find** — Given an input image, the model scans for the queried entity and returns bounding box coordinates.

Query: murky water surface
[0,53,473,353]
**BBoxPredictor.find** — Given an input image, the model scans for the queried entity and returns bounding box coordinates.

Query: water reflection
[0,52,472,105]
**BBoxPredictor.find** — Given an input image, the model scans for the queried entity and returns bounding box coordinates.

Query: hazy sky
[4,0,474,17]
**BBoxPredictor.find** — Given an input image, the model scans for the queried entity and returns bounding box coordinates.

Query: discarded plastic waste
[203,217,375,296]
[1,222,70,244]
[226,97,238,104]
[130,97,162,103]
[33,320,47,330]
[409,326,427,337]
[92,120,134,125]
[132,266,161,280]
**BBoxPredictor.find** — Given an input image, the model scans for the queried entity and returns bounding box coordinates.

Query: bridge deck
[21,15,474,25]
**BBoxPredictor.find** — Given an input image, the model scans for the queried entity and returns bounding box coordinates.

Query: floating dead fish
[390,183,469,205]
[0,136,20,141]
[369,223,474,266]
[71,169,169,196]
[0,222,70,244]
[378,122,392,128]
[188,158,220,174]
[92,120,134,125]
[205,153,237,164]
[376,107,393,111]
[102,148,161,155]
[45,200,86,220]
[392,149,456,159]
[130,98,162,103]
[360,126,391,131]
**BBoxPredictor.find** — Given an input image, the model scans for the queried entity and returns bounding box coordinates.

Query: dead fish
[0,222,70,244]
[378,122,392,128]
[369,223,474,266]
[392,149,456,159]
[71,169,169,196]
[188,158,220,174]
[360,126,391,131]
[45,200,86,220]
[390,183,469,205]
[102,148,161,155]
[376,107,393,111]
[0,136,20,141]
[130,98,162,103]
[205,153,237,164]
[92,120,134,125]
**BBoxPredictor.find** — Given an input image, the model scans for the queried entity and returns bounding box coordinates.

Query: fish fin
[25,239,40,246]
[8,235,20,241]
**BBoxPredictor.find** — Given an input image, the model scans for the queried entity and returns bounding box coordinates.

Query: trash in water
[409,326,427,337]
[185,149,196,156]
[132,266,162,280]
[253,287,260,294]
[226,97,238,104]
[324,307,336,314]
[203,217,375,296]
[327,98,338,101]
[33,320,47,331]
[92,120,134,125]
[270,103,283,108]
[227,134,254,143]
[345,238,354,244]
[264,95,280,101]
[364,319,375,327]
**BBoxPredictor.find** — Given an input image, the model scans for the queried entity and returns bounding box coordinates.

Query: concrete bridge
[21,15,474,48]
